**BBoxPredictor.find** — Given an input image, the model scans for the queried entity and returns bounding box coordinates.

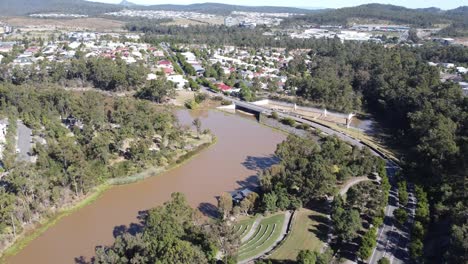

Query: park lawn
[234,216,257,240]
[237,212,286,262]
[269,208,325,261]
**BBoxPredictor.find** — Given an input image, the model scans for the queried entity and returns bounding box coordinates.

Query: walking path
[239,211,293,264]
[241,217,262,243]
[339,176,371,196]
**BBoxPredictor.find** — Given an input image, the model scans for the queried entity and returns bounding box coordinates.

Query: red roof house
[217,83,232,91]
[163,67,174,75]
[157,60,172,66]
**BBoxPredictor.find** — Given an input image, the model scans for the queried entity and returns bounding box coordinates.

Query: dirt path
[339,176,370,196]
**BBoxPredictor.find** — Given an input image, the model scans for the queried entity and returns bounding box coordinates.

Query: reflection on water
[351,118,375,134]
[6,110,285,264]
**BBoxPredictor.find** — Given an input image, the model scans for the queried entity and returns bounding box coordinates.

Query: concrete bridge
[213,91,379,157]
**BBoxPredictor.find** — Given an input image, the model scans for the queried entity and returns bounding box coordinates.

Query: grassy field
[269,208,326,261]
[237,213,285,262]
[234,216,257,240]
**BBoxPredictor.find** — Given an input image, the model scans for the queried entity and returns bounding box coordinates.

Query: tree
[332,202,361,241]
[192,118,202,139]
[263,192,278,213]
[358,227,377,261]
[397,181,408,206]
[394,208,408,225]
[240,86,253,102]
[409,239,423,260]
[297,249,317,264]
[212,221,240,263]
[218,192,233,219]
[412,221,425,240]
[95,192,213,263]
[0,187,15,233]
[378,257,390,264]
[136,78,175,103]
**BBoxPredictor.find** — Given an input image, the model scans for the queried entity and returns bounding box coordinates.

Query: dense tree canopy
[94,193,219,264]
[260,135,384,210]
[0,85,188,251]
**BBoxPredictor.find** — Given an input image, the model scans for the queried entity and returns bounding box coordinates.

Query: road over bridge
[203,87,413,264]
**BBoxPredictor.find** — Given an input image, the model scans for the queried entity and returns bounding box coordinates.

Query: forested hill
[285,4,468,27]
[0,0,317,16]
[0,0,120,16]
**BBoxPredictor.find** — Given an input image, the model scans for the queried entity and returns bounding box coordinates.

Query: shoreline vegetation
[0,132,216,262]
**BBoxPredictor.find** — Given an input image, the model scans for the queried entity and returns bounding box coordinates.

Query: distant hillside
[0,0,319,16]
[285,4,465,27]
[138,2,318,15]
[437,6,468,37]
[0,0,120,16]
[120,0,136,7]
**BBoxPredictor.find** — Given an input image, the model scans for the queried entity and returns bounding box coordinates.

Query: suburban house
[217,83,232,92]
[157,60,173,68]
[167,75,188,89]
[231,188,254,203]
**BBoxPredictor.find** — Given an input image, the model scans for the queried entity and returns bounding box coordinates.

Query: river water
[5,109,285,264]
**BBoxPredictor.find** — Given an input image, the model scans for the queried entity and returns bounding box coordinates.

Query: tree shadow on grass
[308,214,331,243]
[305,200,330,215]
[332,238,360,263]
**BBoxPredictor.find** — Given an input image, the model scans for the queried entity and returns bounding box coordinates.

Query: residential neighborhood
[0,1,466,264]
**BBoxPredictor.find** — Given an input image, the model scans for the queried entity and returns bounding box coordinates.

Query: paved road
[203,87,376,156]
[202,88,415,264]
[16,120,32,162]
[369,165,416,264]
[160,42,187,75]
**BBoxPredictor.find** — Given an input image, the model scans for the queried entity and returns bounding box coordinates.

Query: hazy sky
[89,0,467,10]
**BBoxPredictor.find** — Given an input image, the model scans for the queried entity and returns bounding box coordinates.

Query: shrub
[194,93,207,104]
[281,117,296,127]
[271,111,279,119]
[221,100,232,106]
[184,99,198,109]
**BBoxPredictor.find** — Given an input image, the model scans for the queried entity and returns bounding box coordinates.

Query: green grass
[234,215,257,240]
[237,213,285,262]
[269,208,325,261]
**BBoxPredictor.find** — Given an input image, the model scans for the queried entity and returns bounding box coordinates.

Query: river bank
[4,110,285,264]
[0,132,215,262]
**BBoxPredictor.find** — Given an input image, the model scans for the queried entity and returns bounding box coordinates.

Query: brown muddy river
[5,110,285,264]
